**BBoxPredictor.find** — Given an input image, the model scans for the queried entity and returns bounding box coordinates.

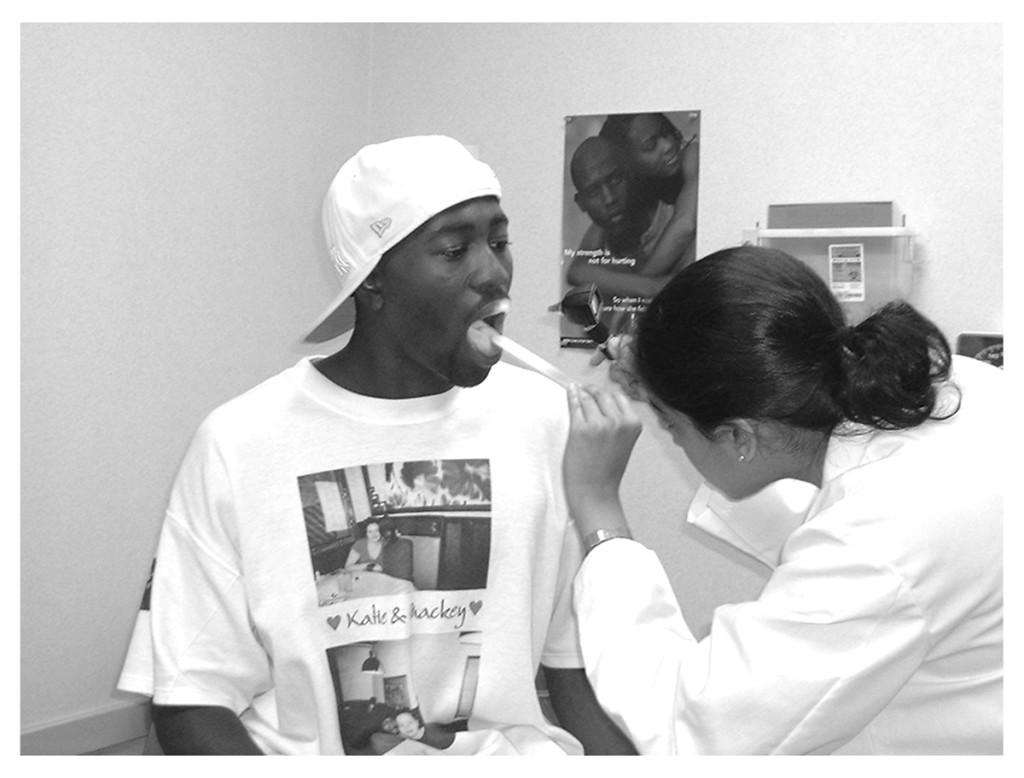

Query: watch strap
[582,527,633,554]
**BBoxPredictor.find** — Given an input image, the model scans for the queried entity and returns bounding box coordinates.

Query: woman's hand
[564,384,642,536]
[588,334,647,403]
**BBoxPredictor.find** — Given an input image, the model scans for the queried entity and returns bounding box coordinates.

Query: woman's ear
[714,419,758,464]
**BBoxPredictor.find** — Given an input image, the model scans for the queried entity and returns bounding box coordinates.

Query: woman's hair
[599,112,682,150]
[635,245,955,438]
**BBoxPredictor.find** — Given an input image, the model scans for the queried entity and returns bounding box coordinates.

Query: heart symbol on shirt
[327,615,341,630]
[469,600,483,615]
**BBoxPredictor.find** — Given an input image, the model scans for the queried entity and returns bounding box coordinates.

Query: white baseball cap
[303,135,502,343]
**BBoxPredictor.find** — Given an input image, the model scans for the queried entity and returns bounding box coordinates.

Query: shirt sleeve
[533,382,585,670]
[539,518,586,669]
[126,417,273,714]
[117,557,157,696]
[117,603,156,697]
[573,530,929,754]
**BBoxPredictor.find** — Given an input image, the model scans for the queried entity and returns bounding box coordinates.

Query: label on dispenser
[828,243,865,302]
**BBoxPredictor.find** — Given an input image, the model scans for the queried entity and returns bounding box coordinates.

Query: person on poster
[567,136,676,298]
[116,135,635,755]
[566,113,698,338]
[567,136,680,336]
[562,245,1003,754]
[598,112,698,279]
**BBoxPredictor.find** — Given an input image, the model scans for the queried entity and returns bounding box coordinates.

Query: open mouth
[474,298,510,334]
[466,299,510,364]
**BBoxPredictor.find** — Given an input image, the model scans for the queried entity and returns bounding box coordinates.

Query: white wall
[21,23,374,749]
[20,22,1002,751]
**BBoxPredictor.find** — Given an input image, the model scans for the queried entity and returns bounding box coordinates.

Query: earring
[738,454,746,463]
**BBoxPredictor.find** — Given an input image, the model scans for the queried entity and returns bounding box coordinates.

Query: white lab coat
[573,356,1003,754]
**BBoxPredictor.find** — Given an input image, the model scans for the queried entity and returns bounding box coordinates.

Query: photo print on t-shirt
[297,458,492,754]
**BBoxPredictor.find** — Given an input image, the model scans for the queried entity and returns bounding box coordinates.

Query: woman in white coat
[565,245,1003,754]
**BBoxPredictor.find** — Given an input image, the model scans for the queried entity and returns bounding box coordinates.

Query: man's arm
[541,666,637,755]
[151,703,263,755]
[567,257,671,297]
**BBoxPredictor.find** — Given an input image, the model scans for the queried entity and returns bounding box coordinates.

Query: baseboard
[21,698,151,755]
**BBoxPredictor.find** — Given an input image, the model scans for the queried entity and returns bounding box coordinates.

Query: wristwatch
[582,527,633,554]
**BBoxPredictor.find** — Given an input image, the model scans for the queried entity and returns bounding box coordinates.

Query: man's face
[371,197,512,389]
[573,142,633,235]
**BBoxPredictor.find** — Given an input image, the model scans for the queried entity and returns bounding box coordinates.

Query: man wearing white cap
[117,136,633,755]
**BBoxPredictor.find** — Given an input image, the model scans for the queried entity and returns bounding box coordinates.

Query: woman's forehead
[627,114,665,144]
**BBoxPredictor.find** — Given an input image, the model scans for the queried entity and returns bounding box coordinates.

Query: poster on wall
[559,110,700,349]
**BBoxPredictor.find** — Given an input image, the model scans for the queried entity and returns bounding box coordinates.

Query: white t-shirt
[118,359,585,755]
[574,355,1004,754]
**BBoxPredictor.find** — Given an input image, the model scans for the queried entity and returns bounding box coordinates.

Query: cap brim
[302,296,356,344]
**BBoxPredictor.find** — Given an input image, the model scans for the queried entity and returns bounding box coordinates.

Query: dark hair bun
[635,246,954,436]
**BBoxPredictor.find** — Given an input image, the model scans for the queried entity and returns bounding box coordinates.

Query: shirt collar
[686,427,890,568]
[820,422,881,483]
[686,478,820,569]
[293,356,463,424]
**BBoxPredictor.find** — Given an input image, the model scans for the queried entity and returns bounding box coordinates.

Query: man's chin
[451,361,493,388]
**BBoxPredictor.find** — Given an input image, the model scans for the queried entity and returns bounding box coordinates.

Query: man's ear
[354,270,385,311]
[714,419,758,464]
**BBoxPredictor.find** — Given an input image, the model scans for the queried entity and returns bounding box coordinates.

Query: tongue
[467,320,501,360]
